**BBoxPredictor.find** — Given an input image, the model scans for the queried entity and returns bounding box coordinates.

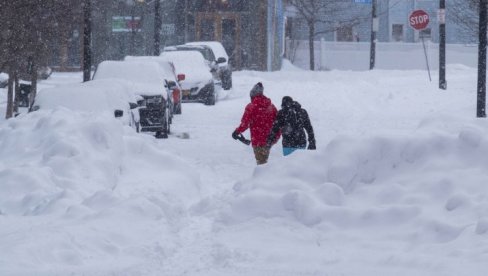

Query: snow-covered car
[33,79,140,131]
[124,56,184,115]
[93,60,172,138]
[160,51,217,105]
[163,44,223,85]
[185,41,232,90]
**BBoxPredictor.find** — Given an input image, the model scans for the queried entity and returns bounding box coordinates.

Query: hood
[251,95,273,108]
[283,100,301,111]
[292,101,301,110]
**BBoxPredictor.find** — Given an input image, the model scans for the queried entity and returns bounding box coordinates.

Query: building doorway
[195,12,240,68]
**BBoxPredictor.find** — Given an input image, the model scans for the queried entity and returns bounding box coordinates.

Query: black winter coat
[267,101,315,148]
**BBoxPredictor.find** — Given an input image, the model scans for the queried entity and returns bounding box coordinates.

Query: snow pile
[225,118,488,227]
[281,58,304,72]
[207,116,488,275]
[0,109,201,275]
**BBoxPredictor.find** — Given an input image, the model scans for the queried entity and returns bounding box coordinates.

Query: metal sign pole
[369,0,377,70]
[421,35,432,81]
[477,0,487,117]
[438,0,447,89]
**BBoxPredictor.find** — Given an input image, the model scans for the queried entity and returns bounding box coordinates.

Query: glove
[232,130,239,140]
[308,141,316,150]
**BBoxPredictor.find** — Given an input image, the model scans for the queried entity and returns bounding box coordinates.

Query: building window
[336,25,353,42]
[392,24,404,42]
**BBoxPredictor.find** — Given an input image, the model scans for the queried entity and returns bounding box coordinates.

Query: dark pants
[253,147,270,165]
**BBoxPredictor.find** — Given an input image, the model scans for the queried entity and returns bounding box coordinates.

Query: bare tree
[0,0,80,118]
[288,0,367,70]
[19,0,64,111]
[450,0,479,42]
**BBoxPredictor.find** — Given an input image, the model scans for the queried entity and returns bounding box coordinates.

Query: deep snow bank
[222,116,488,237]
[0,109,201,274]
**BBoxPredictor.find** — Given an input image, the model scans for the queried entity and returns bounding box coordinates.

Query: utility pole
[82,0,92,82]
[438,0,447,90]
[184,0,189,43]
[369,0,378,70]
[154,0,161,55]
[477,0,487,118]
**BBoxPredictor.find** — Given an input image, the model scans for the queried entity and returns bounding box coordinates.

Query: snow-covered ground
[1,62,487,275]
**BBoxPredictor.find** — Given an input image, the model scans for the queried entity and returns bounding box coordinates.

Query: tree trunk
[13,73,20,113]
[29,62,38,111]
[60,35,69,71]
[308,23,315,71]
[154,0,162,56]
[5,74,14,119]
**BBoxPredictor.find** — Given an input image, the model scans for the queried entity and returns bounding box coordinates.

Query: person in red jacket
[232,82,280,165]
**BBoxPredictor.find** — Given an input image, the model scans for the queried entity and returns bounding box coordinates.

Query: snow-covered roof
[123,56,178,82]
[36,79,137,112]
[185,41,229,66]
[93,61,167,98]
[159,51,212,87]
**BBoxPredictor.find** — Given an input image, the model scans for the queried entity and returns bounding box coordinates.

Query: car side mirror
[217,57,226,64]
[177,74,185,81]
[114,110,124,118]
[129,102,138,109]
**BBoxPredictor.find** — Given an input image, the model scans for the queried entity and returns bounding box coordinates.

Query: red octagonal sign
[409,10,430,30]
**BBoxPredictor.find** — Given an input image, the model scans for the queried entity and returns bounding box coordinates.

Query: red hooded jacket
[235,95,280,147]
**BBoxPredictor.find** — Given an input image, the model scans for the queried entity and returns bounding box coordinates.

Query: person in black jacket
[266,96,316,156]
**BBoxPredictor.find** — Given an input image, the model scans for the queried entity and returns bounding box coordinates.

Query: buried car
[93,60,172,138]
[159,51,217,105]
[33,79,140,131]
[163,44,226,89]
[124,55,184,115]
[185,41,232,90]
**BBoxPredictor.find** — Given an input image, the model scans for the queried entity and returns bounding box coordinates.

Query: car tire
[222,72,232,90]
[204,85,216,106]
[164,106,171,135]
[155,108,170,139]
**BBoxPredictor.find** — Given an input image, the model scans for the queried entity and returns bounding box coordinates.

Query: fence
[286,39,478,71]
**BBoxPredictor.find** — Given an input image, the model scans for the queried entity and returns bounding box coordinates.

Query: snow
[0,63,487,275]
[35,79,137,112]
[93,60,168,98]
[0,72,8,82]
[159,51,213,89]
[185,41,230,67]
[124,56,179,83]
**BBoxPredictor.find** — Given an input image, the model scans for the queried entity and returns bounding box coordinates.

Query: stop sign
[409,10,430,30]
